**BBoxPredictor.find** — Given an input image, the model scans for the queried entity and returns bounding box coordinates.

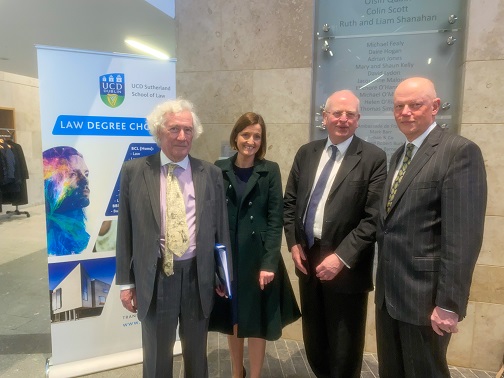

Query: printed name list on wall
[37,46,172,377]
[312,0,466,159]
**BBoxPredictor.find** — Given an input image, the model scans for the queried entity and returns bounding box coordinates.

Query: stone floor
[0,204,500,377]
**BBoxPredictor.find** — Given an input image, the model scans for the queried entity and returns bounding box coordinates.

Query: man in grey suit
[284,90,387,378]
[375,77,487,377]
[116,98,231,377]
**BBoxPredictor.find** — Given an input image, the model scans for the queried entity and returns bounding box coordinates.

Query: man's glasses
[326,111,359,120]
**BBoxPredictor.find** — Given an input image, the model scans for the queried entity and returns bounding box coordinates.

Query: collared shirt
[304,136,354,267]
[390,122,437,186]
[307,136,353,240]
[160,152,196,260]
[120,152,197,291]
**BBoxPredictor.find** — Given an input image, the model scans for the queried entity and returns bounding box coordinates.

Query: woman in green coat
[210,112,301,378]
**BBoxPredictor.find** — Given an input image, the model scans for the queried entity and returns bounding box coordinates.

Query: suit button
[252,231,255,235]
[226,198,229,203]
[250,216,254,220]
[228,185,232,189]
[248,201,253,206]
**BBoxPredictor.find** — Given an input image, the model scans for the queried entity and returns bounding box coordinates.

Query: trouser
[376,303,451,378]
[142,257,209,378]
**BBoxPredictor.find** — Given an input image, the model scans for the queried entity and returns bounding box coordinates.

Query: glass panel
[311,0,467,161]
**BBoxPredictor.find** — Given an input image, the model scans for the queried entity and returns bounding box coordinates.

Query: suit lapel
[386,126,441,216]
[302,140,326,209]
[328,136,361,198]
[220,155,240,202]
[189,156,205,234]
[220,154,267,207]
[144,153,161,229]
[241,160,267,206]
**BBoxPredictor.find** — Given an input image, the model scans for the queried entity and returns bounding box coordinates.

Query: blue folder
[214,243,232,299]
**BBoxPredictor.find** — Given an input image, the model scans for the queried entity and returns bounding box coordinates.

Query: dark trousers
[142,257,209,378]
[299,242,368,378]
[376,303,451,378]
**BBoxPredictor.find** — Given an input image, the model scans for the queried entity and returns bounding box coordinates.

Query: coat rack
[0,128,30,217]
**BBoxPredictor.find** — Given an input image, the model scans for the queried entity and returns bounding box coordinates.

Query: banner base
[46,342,182,377]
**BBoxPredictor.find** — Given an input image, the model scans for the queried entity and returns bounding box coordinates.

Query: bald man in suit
[375,77,487,377]
[116,99,231,377]
[284,90,387,377]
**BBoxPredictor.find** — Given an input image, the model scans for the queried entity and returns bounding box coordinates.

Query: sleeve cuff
[335,253,350,268]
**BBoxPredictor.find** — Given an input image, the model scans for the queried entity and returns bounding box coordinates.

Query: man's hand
[430,306,459,336]
[315,254,344,281]
[215,284,227,298]
[259,271,275,290]
[291,244,308,275]
[120,288,137,313]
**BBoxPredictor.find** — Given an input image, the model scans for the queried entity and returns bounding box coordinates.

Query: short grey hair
[147,98,203,145]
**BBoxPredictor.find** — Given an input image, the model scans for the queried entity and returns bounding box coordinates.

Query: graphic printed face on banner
[99,73,125,108]
[43,146,91,256]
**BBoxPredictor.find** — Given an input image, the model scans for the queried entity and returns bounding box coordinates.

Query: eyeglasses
[166,126,194,136]
[394,103,425,112]
[326,111,359,120]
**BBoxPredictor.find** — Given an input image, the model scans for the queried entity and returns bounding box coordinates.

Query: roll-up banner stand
[37,46,177,377]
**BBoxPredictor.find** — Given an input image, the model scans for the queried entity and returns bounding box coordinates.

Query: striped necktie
[386,143,414,213]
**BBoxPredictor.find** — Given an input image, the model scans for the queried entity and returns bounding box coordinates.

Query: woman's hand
[259,270,275,290]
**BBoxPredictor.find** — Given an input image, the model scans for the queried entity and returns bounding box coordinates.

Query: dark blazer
[375,125,487,326]
[210,156,300,340]
[115,152,232,321]
[284,136,387,292]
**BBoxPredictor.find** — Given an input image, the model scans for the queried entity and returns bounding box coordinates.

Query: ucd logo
[100,73,125,108]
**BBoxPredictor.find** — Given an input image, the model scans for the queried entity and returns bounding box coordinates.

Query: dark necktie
[305,145,338,248]
[386,143,414,213]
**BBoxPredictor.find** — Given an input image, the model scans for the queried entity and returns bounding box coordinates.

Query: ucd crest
[100,73,125,108]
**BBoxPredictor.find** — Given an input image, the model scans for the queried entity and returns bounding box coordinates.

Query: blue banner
[53,115,149,136]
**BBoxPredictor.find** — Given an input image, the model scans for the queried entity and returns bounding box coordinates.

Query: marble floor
[0,204,500,378]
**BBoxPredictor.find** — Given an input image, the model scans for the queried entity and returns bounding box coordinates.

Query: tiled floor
[0,204,500,377]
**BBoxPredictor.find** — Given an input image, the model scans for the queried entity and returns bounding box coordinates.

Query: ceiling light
[125,39,169,60]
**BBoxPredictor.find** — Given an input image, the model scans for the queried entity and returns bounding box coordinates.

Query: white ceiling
[0,0,177,79]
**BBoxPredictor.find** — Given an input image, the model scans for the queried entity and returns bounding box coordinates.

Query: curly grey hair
[147,98,203,145]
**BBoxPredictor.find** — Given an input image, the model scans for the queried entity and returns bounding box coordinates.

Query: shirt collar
[325,135,353,155]
[408,122,437,149]
[160,152,189,170]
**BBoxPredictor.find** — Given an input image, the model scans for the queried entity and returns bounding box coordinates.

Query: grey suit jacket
[284,136,387,293]
[115,152,231,321]
[375,125,487,326]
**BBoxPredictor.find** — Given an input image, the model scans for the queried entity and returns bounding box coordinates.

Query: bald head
[393,77,440,142]
[326,90,360,113]
[394,77,437,101]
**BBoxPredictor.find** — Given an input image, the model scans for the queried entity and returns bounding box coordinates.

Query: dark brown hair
[229,112,267,160]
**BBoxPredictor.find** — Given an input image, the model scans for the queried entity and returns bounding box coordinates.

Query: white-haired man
[116,98,232,377]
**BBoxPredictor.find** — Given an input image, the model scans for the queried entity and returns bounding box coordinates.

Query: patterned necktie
[163,163,189,276]
[304,145,338,248]
[386,143,414,213]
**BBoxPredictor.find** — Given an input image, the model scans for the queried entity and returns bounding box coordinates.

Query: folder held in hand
[214,243,232,299]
